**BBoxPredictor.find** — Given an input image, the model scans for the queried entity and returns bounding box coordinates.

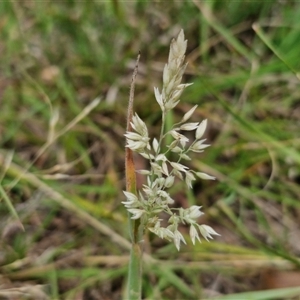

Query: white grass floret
[182,105,198,123]
[195,119,208,139]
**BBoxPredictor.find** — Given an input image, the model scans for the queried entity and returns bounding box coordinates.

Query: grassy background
[1,1,300,299]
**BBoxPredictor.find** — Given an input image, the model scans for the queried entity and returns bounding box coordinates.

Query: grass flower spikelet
[124,29,219,250]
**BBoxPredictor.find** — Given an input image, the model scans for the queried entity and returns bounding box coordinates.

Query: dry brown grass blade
[125,52,140,195]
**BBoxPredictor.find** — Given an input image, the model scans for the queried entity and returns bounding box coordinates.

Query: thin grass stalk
[125,53,143,300]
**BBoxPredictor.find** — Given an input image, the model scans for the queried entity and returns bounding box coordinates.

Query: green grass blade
[213,286,300,300]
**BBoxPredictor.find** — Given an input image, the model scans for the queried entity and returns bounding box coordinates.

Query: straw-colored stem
[125,53,143,299]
